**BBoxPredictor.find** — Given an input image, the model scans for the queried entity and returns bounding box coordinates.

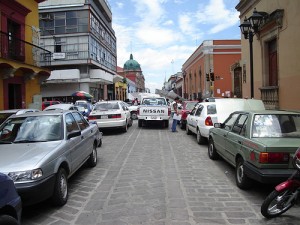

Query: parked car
[41,100,61,110]
[0,109,40,125]
[186,98,265,144]
[179,100,198,129]
[43,103,80,112]
[208,110,300,189]
[0,173,22,225]
[88,100,132,132]
[0,111,102,206]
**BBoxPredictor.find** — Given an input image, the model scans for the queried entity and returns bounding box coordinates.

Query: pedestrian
[171,97,180,132]
[132,98,138,106]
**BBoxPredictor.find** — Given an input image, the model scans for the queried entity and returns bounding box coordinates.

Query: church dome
[123,54,141,71]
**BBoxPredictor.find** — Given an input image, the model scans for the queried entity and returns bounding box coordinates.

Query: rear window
[142,98,166,105]
[206,104,216,114]
[94,103,120,110]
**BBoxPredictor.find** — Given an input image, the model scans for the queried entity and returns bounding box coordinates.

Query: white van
[185,98,265,144]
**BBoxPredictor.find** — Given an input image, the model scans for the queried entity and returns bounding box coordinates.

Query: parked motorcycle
[261,147,300,218]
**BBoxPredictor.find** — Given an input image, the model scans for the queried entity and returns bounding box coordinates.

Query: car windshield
[252,114,300,138]
[94,103,120,110]
[0,115,63,143]
[0,113,14,125]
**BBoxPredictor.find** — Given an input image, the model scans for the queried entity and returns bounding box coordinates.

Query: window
[195,105,203,116]
[72,112,89,130]
[224,113,239,131]
[268,39,278,86]
[65,113,80,133]
[232,114,248,135]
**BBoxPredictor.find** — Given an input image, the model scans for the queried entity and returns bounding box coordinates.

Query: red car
[179,101,198,129]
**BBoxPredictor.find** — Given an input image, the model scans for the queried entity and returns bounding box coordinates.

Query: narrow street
[22,120,299,225]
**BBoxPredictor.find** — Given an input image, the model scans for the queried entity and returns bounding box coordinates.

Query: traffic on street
[20,119,300,225]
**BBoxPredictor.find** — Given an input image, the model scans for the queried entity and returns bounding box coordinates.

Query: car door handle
[238,140,242,144]
[81,136,84,140]
[223,134,227,137]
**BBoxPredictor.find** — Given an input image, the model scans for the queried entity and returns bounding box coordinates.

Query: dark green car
[208,110,300,189]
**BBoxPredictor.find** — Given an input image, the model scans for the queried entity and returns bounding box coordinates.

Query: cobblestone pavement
[22,121,300,225]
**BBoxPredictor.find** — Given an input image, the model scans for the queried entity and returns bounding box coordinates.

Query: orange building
[182,40,241,100]
[0,0,50,110]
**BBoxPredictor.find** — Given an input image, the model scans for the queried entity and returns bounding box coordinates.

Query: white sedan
[88,100,132,132]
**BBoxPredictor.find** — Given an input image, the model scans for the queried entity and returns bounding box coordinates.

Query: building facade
[236,0,300,110]
[122,54,145,93]
[182,40,241,100]
[0,0,51,110]
[38,0,117,102]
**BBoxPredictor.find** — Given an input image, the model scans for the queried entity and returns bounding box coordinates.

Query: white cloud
[116,2,124,9]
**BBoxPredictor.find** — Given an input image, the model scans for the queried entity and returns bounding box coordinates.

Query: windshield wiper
[14,139,41,143]
[0,140,12,144]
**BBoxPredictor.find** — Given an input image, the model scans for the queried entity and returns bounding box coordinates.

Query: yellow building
[236,0,300,110]
[0,0,50,110]
[115,79,127,101]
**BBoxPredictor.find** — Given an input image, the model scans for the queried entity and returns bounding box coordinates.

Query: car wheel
[208,138,219,160]
[235,158,253,189]
[131,112,138,120]
[164,120,169,128]
[186,124,191,135]
[98,139,102,147]
[180,121,185,129]
[196,129,206,145]
[0,215,19,225]
[138,119,142,127]
[87,144,97,167]
[51,168,68,206]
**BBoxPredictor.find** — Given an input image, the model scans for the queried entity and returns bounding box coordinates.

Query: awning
[113,74,124,83]
[90,69,113,84]
[46,69,80,83]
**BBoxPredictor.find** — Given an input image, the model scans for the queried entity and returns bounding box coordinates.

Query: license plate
[101,115,108,119]
[151,116,157,119]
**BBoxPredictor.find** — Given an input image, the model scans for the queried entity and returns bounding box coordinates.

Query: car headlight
[8,169,43,182]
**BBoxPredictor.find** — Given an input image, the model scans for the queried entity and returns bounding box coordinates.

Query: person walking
[171,97,180,132]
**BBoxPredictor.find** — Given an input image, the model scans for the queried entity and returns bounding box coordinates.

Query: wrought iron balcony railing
[259,86,279,109]
[0,31,51,67]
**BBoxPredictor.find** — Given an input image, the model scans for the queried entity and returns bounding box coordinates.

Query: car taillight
[259,152,289,164]
[111,114,121,118]
[137,108,140,115]
[168,108,171,116]
[88,116,97,120]
[205,116,213,126]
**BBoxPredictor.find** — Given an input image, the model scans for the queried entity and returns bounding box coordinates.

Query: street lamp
[239,8,265,98]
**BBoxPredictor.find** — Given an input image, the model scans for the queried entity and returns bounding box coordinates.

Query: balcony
[0,31,51,67]
[259,86,279,109]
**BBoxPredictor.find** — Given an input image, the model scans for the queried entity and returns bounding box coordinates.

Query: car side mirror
[67,130,81,139]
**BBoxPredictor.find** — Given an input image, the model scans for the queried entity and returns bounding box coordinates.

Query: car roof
[7,110,79,119]
[44,103,76,111]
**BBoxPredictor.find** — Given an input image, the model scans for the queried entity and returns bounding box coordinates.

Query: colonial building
[0,0,50,110]
[236,0,300,110]
[122,54,145,93]
[38,0,117,102]
[182,40,241,100]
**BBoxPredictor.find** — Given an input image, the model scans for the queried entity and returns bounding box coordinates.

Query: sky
[110,0,241,93]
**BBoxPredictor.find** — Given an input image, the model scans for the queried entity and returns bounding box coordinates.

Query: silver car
[0,110,102,206]
[88,100,132,132]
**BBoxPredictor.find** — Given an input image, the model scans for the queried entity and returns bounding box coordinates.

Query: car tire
[164,120,169,128]
[0,215,19,225]
[208,138,219,160]
[98,139,102,147]
[138,119,142,127]
[131,112,138,120]
[186,124,191,135]
[180,121,185,129]
[87,144,97,167]
[51,168,68,206]
[196,129,206,145]
[235,158,253,189]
